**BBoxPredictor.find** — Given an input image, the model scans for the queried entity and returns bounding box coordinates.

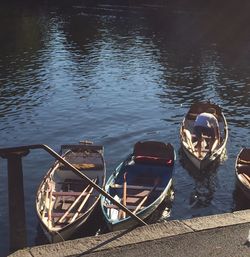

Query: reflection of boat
[180,149,217,208]
[101,140,175,232]
[36,142,106,243]
[180,101,228,170]
[235,148,250,200]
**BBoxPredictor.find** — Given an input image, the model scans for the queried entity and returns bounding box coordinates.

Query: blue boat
[101,140,175,231]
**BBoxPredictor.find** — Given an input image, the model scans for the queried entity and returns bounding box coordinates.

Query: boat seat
[104,204,144,210]
[60,163,103,171]
[51,212,75,218]
[110,184,165,191]
[52,191,87,197]
[127,190,150,198]
[191,134,211,140]
[125,196,143,205]
[58,180,83,185]
[44,212,78,219]
[238,158,250,165]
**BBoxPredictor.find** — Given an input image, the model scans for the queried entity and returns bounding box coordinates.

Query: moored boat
[180,101,228,170]
[101,140,175,232]
[36,142,106,243]
[235,148,250,200]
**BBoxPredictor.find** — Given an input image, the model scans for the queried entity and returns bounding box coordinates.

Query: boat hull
[36,143,106,243]
[180,101,228,171]
[101,141,175,232]
[235,148,250,200]
[235,176,250,200]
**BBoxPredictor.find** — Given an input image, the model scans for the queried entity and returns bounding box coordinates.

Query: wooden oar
[118,172,127,220]
[111,184,165,191]
[70,178,97,223]
[122,172,127,219]
[58,181,93,224]
[133,177,160,214]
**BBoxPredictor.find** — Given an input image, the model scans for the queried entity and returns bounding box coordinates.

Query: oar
[118,172,127,220]
[133,177,160,214]
[58,181,94,224]
[70,178,97,223]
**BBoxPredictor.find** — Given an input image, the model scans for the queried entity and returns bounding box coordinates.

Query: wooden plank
[58,184,92,223]
[238,158,250,165]
[104,204,144,210]
[70,179,97,223]
[127,190,150,198]
[57,180,83,185]
[133,178,160,214]
[121,173,127,219]
[52,191,86,197]
[47,212,75,218]
[111,184,165,191]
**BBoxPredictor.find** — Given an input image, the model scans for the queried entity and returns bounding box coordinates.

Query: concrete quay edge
[9,209,250,257]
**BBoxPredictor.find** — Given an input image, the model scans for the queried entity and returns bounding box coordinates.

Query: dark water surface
[0,1,250,255]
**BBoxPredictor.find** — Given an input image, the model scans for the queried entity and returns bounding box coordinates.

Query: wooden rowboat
[101,140,175,232]
[180,101,228,170]
[36,142,106,243]
[235,148,250,200]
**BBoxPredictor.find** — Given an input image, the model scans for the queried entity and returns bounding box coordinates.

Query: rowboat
[36,142,106,243]
[180,101,228,170]
[235,148,250,200]
[101,140,175,232]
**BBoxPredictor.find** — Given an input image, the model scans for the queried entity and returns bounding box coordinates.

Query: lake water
[0,1,250,256]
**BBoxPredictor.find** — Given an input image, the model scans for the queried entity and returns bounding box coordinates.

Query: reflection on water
[179,148,221,209]
[0,1,250,255]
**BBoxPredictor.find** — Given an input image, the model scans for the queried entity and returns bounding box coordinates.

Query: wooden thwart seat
[238,158,250,165]
[110,184,165,191]
[49,212,75,218]
[104,204,144,211]
[60,163,103,171]
[52,191,86,197]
